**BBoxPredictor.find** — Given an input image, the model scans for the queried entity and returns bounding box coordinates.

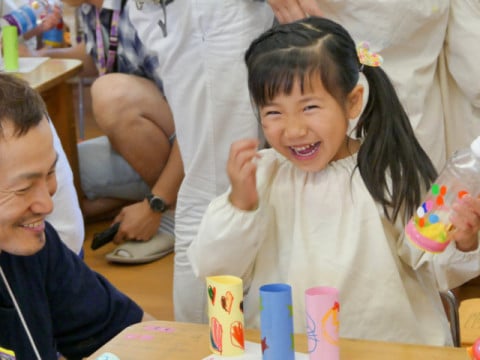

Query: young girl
[187,17,480,346]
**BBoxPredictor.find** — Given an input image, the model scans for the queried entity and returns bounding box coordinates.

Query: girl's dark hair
[245,17,437,221]
[0,73,46,138]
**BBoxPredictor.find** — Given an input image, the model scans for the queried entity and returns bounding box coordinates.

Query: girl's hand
[267,0,323,24]
[227,139,260,211]
[449,195,480,252]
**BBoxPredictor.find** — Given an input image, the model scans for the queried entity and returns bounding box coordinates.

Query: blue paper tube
[259,283,295,360]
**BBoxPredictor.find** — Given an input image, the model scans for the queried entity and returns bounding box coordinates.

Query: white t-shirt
[47,122,85,254]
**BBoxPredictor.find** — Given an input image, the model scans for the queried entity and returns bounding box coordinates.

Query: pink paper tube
[305,286,340,360]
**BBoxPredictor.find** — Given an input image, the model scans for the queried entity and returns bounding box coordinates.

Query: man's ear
[346,84,364,120]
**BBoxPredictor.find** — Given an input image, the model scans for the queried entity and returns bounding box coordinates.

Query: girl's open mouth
[289,142,320,159]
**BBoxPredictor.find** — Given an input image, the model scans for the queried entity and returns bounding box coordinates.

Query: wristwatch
[146,193,169,213]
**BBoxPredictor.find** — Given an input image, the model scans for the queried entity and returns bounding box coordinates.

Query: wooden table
[18,58,83,196]
[87,320,468,359]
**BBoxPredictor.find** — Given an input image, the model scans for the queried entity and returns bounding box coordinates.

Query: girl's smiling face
[259,76,363,172]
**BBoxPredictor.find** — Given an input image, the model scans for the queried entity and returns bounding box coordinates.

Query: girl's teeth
[294,145,310,151]
[291,143,318,156]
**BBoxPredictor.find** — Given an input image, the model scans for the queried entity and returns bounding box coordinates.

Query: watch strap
[146,193,169,212]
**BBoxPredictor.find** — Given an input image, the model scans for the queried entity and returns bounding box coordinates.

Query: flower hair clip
[356,41,383,68]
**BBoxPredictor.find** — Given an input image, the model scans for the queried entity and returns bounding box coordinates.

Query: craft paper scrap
[0,57,49,73]
[202,341,308,360]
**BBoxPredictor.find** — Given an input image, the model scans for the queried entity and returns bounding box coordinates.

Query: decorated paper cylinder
[305,286,340,360]
[206,275,245,356]
[2,26,19,72]
[259,283,295,360]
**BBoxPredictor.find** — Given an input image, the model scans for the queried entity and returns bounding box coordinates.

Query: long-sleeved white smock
[188,149,480,346]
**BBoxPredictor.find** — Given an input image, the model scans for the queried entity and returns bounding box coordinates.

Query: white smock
[188,149,480,346]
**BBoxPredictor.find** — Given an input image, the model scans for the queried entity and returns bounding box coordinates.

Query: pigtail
[354,66,437,221]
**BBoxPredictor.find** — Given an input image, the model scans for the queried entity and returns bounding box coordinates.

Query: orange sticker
[436,196,444,206]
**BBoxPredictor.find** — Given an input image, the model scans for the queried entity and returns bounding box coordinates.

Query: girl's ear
[346,84,364,120]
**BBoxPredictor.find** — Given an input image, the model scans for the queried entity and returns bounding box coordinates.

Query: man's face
[0,117,57,255]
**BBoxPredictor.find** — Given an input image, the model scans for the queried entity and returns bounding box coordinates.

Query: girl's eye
[263,110,280,118]
[264,110,280,116]
[304,104,319,111]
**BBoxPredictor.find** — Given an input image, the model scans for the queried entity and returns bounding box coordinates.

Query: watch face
[150,196,167,212]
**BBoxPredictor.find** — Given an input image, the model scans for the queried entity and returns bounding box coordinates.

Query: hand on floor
[113,200,163,243]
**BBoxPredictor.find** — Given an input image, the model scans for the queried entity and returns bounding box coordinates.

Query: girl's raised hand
[449,195,480,252]
[227,139,260,211]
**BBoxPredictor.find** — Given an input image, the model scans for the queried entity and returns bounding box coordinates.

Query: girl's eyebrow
[299,94,324,102]
[262,102,279,107]
[264,96,323,106]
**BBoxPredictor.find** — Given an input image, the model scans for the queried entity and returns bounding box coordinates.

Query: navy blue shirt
[0,222,143,359]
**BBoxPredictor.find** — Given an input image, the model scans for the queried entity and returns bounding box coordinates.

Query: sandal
[105,232,174,264]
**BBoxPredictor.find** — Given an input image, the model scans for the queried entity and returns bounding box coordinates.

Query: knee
[91,73,132,107]
[91,74,132,129]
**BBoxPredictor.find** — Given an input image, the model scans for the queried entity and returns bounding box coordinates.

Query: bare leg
[82,197,134,223]
[91,73,174,187]
[80,73,175,220]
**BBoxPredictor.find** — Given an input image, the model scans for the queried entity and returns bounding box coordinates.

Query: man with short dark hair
[0,73,150,359]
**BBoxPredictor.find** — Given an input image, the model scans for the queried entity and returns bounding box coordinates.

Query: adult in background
[315,0,449,169]
[26,0,182,263]
[128,0,323,322]
[440,0,480,156]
